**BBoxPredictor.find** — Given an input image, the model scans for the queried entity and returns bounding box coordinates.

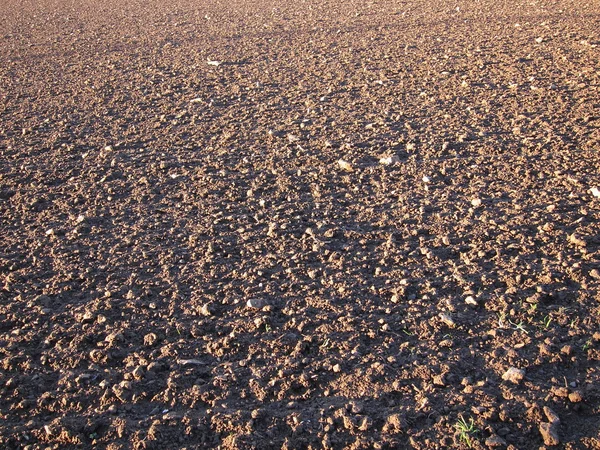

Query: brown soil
[1,0,600,449]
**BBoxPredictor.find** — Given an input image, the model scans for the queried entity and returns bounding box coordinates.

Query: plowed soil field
[1,0,600,448]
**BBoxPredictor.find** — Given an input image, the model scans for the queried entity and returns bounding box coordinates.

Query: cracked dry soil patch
[1,0,599,448]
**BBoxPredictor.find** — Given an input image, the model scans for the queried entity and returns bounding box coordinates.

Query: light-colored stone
[502,367,525,384]
[246,298,269,308]
[539,422,560,446]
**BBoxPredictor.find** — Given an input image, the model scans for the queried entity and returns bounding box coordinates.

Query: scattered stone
[539,421,560,446]
[132,366,145,380]
[568,233,587,247]
[568,391,583,403]
[589,269,600,280]
[337,159,354,172]
[246,298,269,309]
[438,312,456,328]
[332,364,341,373]
[199,304,212,316]
[464,296,478,306]
[82,311,95,323]
[590,187,600,198]
[379,155,400,165]
[178,359,206,367]
[502,367,525,384]
[471,198,482,207]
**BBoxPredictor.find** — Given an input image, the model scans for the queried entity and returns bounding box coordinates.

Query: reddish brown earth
[1,0,600,448]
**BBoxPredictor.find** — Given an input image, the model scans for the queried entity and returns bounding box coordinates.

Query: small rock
[177,359,206,367]
[379,155,400,165]
[422,176,431,183]
[543,406,560,424]
[337,159,354,172]
[81,311,95,323]
[502,367,525,384]
[568,234,587,247]
[132,366,145,380]
[246,298,269,309]
[471,198,482,207]
[589,269,600,279]
[464,296,478,306]
[438,312,456,328]
[485,435,507,447]
[539,422,560,446]
[590,187,600,198]
[568,391,583,403]
[199,304,212,316]
[332,364,341,373]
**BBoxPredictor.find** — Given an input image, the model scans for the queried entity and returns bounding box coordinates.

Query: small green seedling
[455,415,478,448]
[582,340,592,351]
[539,315,552,330]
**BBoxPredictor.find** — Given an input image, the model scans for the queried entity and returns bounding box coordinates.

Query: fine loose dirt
[1,0,600,448]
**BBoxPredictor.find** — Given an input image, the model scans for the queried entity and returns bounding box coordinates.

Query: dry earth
[1,0,600,448]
